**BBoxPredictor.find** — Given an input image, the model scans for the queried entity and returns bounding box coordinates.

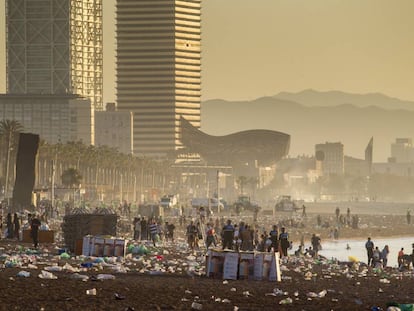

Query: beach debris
[307,290,327,298]
[191,301,203,310]
[86,288,97,295]
[114,293,126,300]
[96,273,116,280]
[70,273,89,281]
[17,270,30,277]
[38,270,57,279]
[279,297,293,305]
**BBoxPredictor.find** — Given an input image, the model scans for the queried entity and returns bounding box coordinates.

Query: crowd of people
[1,212,42,248]
[183,217,293,257]
[365,237,414,270]
[1,200,413,272]
[132,216,176,247]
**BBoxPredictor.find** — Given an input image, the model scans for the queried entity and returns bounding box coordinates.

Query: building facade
[6,0,103,110]
[390,138,413,163]
[116,0,201,158]
[95,103,133,154]
[315,142,344,175]
[0,94,94,145]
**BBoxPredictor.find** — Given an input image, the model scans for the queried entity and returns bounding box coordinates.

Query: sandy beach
[0,202,413,310]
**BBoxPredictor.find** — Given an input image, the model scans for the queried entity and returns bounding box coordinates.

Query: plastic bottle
[86,288,97,295]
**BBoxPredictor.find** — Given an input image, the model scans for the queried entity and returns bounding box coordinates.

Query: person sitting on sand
[294,245,303,256]
[304,246,315,258]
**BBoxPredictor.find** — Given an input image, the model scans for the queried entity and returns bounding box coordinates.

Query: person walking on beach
[346,208,351,227]
[268,225,279,252]
[311,233,321,257]
[372,246,381,267]
[335,207,340,222]
[148,219,158,247]
[13,213,20,240]
[381,245,389,267]
[221,219,235,250]
[407,209,411,225]
[133,217,141,240]
[365,237,374,266]
[31,214,41,248]
[186,220,198,250]
[6,213,13,238]
[398,248,404,268]
[279,227,290,257]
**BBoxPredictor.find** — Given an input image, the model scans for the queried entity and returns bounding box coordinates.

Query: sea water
[298,237,414,267]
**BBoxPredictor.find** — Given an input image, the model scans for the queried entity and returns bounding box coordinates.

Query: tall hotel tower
[116,0,201,158]
[6,0,103,110]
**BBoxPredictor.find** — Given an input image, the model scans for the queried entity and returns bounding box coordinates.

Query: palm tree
[62,168,82,189]
[62,167,82,207]
[0,120,23,198]
[236,176,248,195]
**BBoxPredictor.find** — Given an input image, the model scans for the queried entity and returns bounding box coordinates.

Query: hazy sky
[0,0,414,103]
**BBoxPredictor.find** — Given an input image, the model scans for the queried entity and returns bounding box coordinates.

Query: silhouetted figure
[6,213,13,239]
[335,207,340,221]
[316,214,322,227]
[13,213,20,240]
[221,219,235,250]
[31,215,41,248]
[365,237,374,266]
[279,227,289,257]
[311,233,321,257]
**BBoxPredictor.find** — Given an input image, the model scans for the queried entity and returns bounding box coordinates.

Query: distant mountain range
[274,89,414,111]
[201,90,414,162]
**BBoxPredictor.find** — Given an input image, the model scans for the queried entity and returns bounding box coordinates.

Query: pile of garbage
[0,238,413,310]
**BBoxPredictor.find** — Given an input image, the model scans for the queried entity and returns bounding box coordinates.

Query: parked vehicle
[191,197,224,213]
[233,195,260,215]
[274,195,303,212]
[160,194,178,209]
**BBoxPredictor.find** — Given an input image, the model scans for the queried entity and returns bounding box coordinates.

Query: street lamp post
[217,170,220,213]
[51,158,55,210]
[4,130,12,203]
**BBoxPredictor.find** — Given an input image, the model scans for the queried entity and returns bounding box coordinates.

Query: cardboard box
[223,252,239,280]
[22,230,54,244]
[207,250,225,279]
[114,239,127,257]
[253,252,264,280]
[103,238,115,257]
[92,237,105,257]
[82,235,93,256]
[75,239,83,256]
[239,252,255,280]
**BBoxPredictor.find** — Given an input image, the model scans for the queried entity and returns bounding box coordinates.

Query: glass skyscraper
[116,0,201,158]
[6,0,103,110]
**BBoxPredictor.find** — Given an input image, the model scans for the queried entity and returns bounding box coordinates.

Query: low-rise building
[0,94,94,145]
[94,103,133,154]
